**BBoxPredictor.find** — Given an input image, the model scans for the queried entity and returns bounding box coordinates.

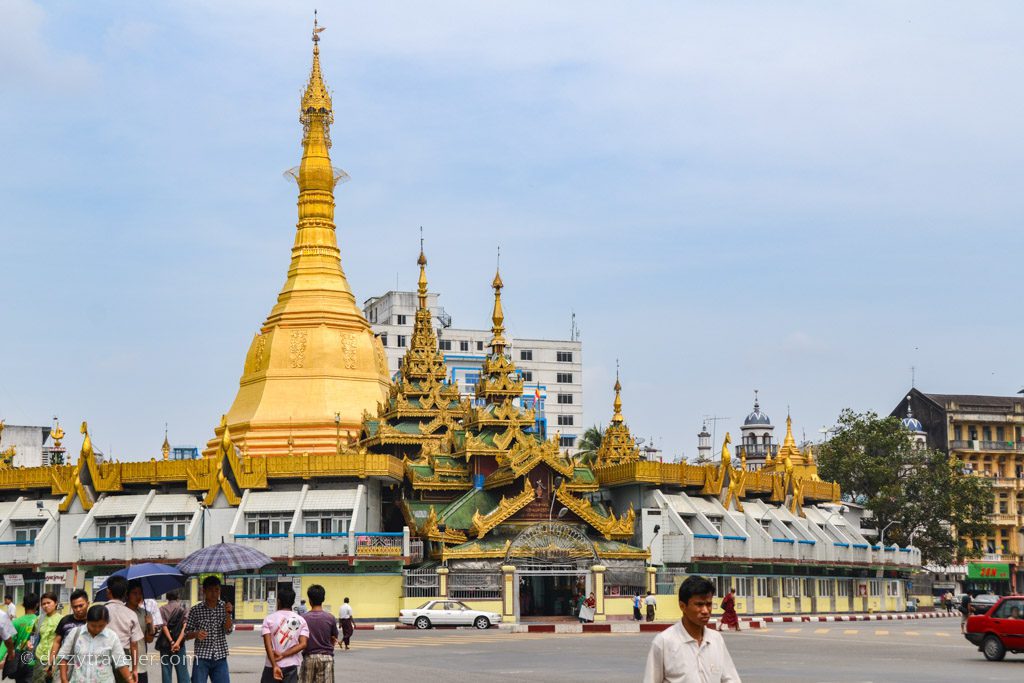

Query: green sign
[967,562,1010,580]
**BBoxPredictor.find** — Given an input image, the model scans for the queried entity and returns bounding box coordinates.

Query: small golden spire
[783,414,796,448]
[417,230,429,311]
[488,265,506,352]
[161,424,170,460]
[301,11,332,121]
[612,362,623,424]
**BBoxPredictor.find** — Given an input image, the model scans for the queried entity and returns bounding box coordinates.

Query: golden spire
[488,267,506,354]
[612,363,623,424]
[417,231,429,311]
[301,11,332,124]
[161,424,170,460]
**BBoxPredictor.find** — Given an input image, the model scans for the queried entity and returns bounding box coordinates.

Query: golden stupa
[204,20,390,457]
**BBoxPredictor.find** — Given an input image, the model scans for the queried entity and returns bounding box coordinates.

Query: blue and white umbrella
[176,542,273,575]
[94,563,186,600]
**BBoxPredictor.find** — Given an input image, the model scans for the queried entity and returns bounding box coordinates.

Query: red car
[964,594,1024,661]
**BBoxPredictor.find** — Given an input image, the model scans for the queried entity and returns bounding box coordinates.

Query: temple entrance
[505,522,599,621]
[519,572,588,617]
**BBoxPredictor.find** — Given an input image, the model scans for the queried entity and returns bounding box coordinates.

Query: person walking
[47,590,89,683]
[184,575,234,683]
[645,592,657,622]
[643,575,741,683]
[942,591,953,615]
[157,591,189,683]
[633,594,643,622]
[56,605,132,683]
[102,576,144,683]
[30,592,61,683]
[959,593,972,635]
[337,598,354,651]
[0,607,18,677]
[719,588,740,632]
[4,595,17,621]
[298,585,337,683]
[127,582,155,683]
[259,585,308,683]
[3,593,40,683]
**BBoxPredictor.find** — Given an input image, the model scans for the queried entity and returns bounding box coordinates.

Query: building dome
[901,397,924,433]
[744,394,771,426]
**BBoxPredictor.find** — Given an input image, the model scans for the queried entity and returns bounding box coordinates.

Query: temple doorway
[518,573,589,617]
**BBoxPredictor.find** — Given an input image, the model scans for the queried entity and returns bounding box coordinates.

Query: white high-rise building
[363,290,584,452]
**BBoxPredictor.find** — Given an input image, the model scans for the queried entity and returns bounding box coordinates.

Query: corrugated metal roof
[143,494,199,517]
[303,488,358,512]
[94,495,151,518]
[245,491,301,513]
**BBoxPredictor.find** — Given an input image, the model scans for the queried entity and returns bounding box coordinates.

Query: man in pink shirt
[260,586,309,683]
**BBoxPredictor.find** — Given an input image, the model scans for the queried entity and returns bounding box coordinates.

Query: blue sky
[2,1,1022,460]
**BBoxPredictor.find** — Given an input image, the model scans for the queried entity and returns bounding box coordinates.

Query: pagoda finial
[417,229,429,311]
[488,260,506,353]
[51,417,65,450]
[612,360,623,423]
[162,423,170,460]
[301,12,333,131]
[783,415,796,447]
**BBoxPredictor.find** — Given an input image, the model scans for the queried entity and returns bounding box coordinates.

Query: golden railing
[263,452,404,481]
[594,461,710,488]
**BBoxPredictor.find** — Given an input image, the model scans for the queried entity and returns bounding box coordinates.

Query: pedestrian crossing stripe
[813,628,830,634]
[843,630,858,635]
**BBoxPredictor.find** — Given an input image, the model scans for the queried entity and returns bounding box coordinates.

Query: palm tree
[577,425,604,466]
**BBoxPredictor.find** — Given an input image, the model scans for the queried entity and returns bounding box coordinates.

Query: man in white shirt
[3,596,15,621]
[643,576,741,683]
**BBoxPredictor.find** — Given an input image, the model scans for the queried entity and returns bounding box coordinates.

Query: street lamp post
[36,501,59,565]
[878,520,900,549]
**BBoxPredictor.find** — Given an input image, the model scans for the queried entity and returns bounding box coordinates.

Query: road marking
[785,628,802,633]
[874,630,888,636]
[814,628,830,634]
[843,629,858,635]
[905,631,919,636]
[934,632,950,638]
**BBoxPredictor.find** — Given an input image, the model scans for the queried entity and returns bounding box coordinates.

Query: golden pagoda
[593,373,641,467]
[204,20,390,458]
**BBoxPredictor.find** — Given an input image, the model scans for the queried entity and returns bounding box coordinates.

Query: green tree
[577,425,603,466]
[818,409,993,566]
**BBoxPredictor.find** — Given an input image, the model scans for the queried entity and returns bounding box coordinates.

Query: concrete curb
[510,619,765,634]
[759,612,956,624]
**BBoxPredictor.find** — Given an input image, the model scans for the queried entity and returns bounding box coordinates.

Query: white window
[520,350,533,361]
[556,373,573,383]
[557,394,573,405]
[302,512,351,536]
[836,580,851,597]
[782,577,798,598]
[146,515,191,539]
[397,335,407,348]
[869,580,881,597]
[557,415,574,426]
[14,525,41,544]
[476,341,484,351]
[817,579,834,597]
[712,576,729,597]
[887,581,901,597]
[520,371,533,382]
[245,513,292,536]
[755,577,772,597]
[559,436,576,447]
[734,577,753,597]
[439,340,452,351]
[243,577,267,602]
[802,578,814,597]
[379,333,388,347]
[396,314,407,325]
[557,351,573,362]
[97,519,131,539]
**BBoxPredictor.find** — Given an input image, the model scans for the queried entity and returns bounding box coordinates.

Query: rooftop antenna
[911,365,915,388]
[704,415,732,462]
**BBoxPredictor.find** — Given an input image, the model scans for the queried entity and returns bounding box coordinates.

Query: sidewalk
[233,610,955,632]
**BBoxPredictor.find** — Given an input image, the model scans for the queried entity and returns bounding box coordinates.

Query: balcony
[352,532,406,560]
[78,537,130,562]
[294,532,350,558]
[131,535,202,562]
[990,513,1018,526]
[951,440,1017,452]
[232,534,290,559]
[0,540,39,565]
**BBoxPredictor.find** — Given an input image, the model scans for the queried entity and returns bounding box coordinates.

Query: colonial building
[892,389,1024,593]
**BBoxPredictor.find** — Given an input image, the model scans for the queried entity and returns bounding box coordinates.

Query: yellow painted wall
[834,596,849,612]
[799,597,811,612]
[299,575,401,620]
[733,598,748,614]
[753,597,772,613]
[867,597,882,612]
[817,597,832,613]
[605,597,635,617]
[779,597,796,613]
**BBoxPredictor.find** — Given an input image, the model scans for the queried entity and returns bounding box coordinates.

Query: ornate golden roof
[474,269,523,403]
[595,376,640,466]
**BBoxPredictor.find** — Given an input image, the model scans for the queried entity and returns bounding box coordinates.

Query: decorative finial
[312,10,325,45]
[51,417,64,450]
[417,230,428,310]
[488,264,506,352]
[753,388,759,411]
[906,395,914,419]
[612,373,623,424]
[301,12,333,129]
[161,423,170,461]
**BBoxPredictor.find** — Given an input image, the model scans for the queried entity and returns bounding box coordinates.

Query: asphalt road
[147,617,1024,682]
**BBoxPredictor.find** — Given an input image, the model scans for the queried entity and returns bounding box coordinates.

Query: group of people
[632,592,659,622]
[0,575,358,683]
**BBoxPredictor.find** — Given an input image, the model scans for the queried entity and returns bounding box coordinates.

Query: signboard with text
[4,575,24,587]
[44,572,67,585]
[966,562,1009,580]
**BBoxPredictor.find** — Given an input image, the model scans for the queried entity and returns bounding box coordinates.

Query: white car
[399,600,501,629]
